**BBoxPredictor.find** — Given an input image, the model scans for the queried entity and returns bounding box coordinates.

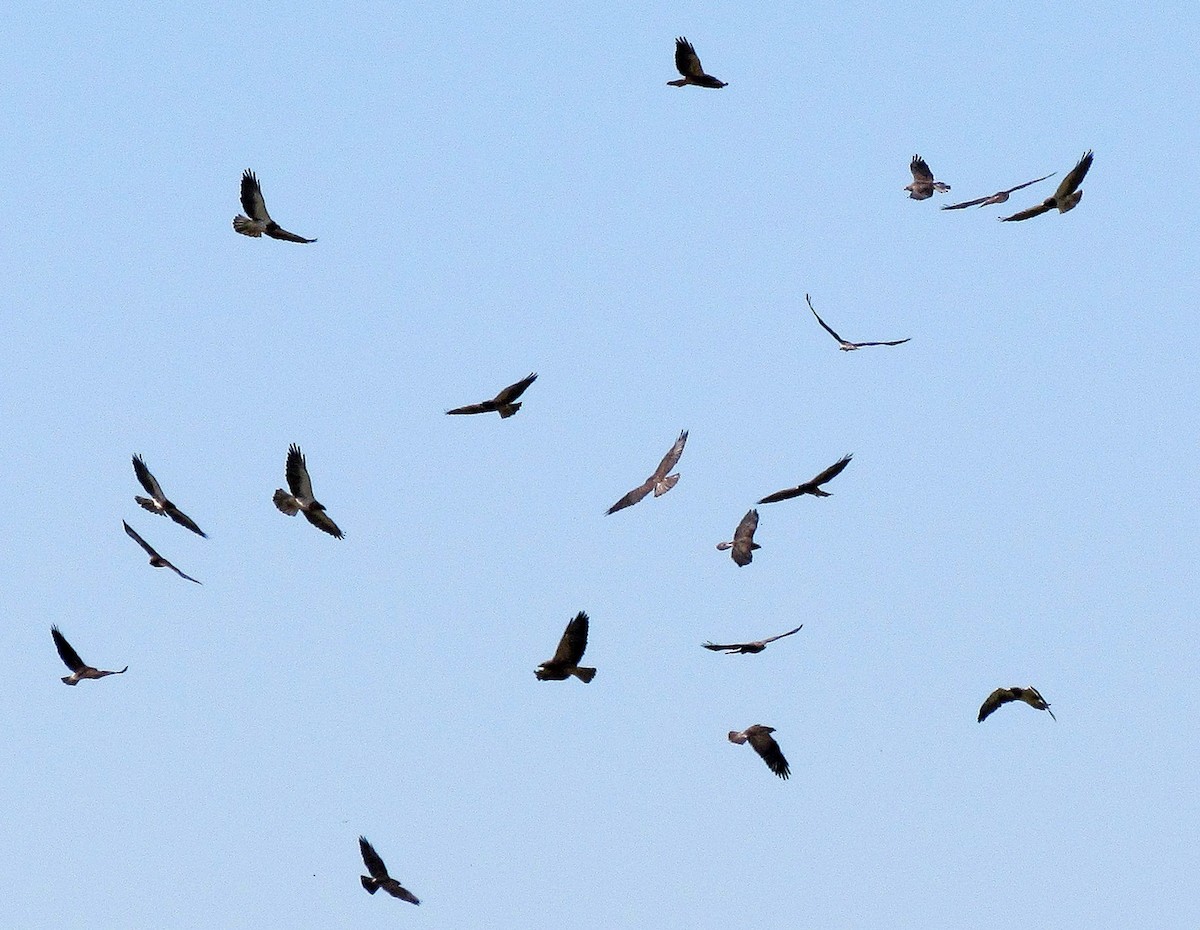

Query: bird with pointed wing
[758,454,852,504]
[667,37,727,88]
[446,372,537,418]
[905,155,951,200]
[131,454,207,537]
[536,611,596,682]
[941,173,1054,210]
[1000,151,1092,221]
[273,444,344,539]
[123,521,202,584]
[728,725,790,779]
[232,169,316,242]
[716,509,761,566]
[703,625,802,655]
[977,686,1056,722]
[607,430,688,515]
[358,836,419,904]
[52,626,127,686]
[806,295,910,351]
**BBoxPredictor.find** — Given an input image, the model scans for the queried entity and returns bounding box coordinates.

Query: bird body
[728,724,790,779]
[446,372,537,418]
[757,454,852,504]
[607,430,688,514]
[358,836,419,904]
[1000,152,1092,222]
[905,155,950,200]
[668,37,726,88]
[52,626,127,685]
[233,169,316,242]
[273,444,344,538]
[536,611,596,682]
[978,686,1056,722]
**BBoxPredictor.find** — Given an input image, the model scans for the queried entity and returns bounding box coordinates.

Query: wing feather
[303,508,344,539]
[285,444,315,500]
[999,201,1053,222]
[445,403,492,415]
[674,37,704,78]
[550,611,589,666]
[808,453,853,487]
[1056,151,1093,198]
[132,454,165,501]
[806,294,846,344]
[652,429,688,480]
[240,170,271,222]
[359,837,389,881]
[123,520,157,558]
[493,372,537,405]
[51,626,85,672]
[606,481,652,514]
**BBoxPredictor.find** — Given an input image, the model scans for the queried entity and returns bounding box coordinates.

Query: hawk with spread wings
[806,295,910,351]
[941,173,1054,210]
[977,686,1056,722]
[728,725,790,779]
[536,611,596,682]
[446,372,537,418]
[716,509,761,566]
[132,454,207,537]
[999,151,1093,222]
[667,37,727,88]
[233,169,316,243]
[123,521,202,584]
[358,836,420,904]
[52,626,127,686]
[273,444,344,539]
[758,454,852,504]
[703,625,802,655]
[607,430,688,515]
[905,155,950,200]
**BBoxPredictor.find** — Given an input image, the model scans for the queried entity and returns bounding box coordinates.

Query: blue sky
[4,3,1199,928]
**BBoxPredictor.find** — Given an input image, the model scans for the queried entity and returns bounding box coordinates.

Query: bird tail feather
[273,490,300,514]
[654,474,680,497]
[233,215,262,237]
[572,667,597,683]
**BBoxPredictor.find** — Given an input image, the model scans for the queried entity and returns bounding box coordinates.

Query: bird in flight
[716,509,761,566]
[445,372,537,419]
[805,295,910,351]
[232,169,316,243]
[123,521,202,584]
[358,836,419,905]
[940,173,1054,210]
[667,37,727,88]
[607,429,688,515]
[1000,151,1093,222]
[703,625,802,655]
[273,444,344,539]
[535,611,596,683]
[905,155,951,200]
[977,686,1056,722]
[51,626,127,686]
[131,454,207,537]
[757,454,852,504]
[728,725,790,779]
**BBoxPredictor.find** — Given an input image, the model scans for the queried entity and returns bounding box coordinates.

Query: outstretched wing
[977,687,1015,722]
[265,225,316,244]
[303,509,344,539]
[167,562,203,585]
[808,453,853,487]
[731,509,759,566]
[240,170,271,222]
[132,454,166,502]
[445,402,493,416]
[606,481,653,514]
[493,372,537,406]
[652,430,688,481]
[550,612,589,666]
[703,641,741,652]
[51,626,85,672]
[123,520,159,559]
[757,485,802,505]
[853,338,911,348]
[1056,151,1093,198]
[674,37,705,78]
[747,728,790,779]
[806,294,846,344]
[759,625,803,645]
[940,194,994,210]
[285,444,315,500]
[910,155,935,183]
[1003,172,1055,196]
[165,504,207,538]
[359,837,389,881]
[999,200,1053,222]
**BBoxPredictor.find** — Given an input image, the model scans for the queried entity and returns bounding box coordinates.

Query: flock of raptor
[49,35,1085,907]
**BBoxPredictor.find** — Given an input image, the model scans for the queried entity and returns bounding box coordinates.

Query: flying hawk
[131,454,207,537]
[999,151,1093,222]
[536,611,596,682]
[977,686,1056,723]
[757,454,852,504]
[273,444,344,539]
[52,626,127,686]
[232,169,317,243]
[607,429,688,515]
[667,37,727,88]
[123,521,202,584]
[358,836,419,905]
[941,173,1054,210]
[728,725,790,779]
[716,509,761,566]
[446,372,537,418]
[806,294,910,351]
[703,624,802,655]
[905,155,951,200]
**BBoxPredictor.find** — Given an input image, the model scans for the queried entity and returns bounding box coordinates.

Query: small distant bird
[716,509,761,566]
[232,169,316,243]
[999,151,1093,222]
[123,521,202,584]
[806,294,910,351]
[728,725,790,779]
[905,155,951,200]
[940,173,1055,210]
[757,454,852,504]
[446,372,537,418]
[536,611,596,682]
[358,836,419,905]
[51,626,127,686]
[273,444,344,539]
[667,37,727,88]
[132,454,207,537]
[703,625,802,655]
[977,686,1056,723]
[607,429,688,515]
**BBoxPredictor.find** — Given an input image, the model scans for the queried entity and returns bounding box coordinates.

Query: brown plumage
[905,155,951,200]
[978,686,1056,722]
[358,836,419,905]
[941,173,1054,210]
[123,521,202,584]
[607,430,688,515]
[806,294,910,351]
[132,454,207,537]
[535,611,596,683]
[757,454,852,504]
[273,444,344,539]
[52,626,127,686]
[728,725,790,779]
[703,624,802,655]
[445,372,537,418]
[716,509,761,566]
[232,169,316,243]
[667,37,727,88]
[1000,151,1093,221]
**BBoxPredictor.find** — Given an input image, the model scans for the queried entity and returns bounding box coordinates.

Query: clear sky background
[3,3,1198,928]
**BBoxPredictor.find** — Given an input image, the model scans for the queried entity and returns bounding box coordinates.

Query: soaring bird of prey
[940,173,1055,210]
[123,521,202,584]
[606,429,688,515]
[1000,151,1093,222]
[232,169,317,243]
[535,611,596,682]
[667,37,727,88]
[358,836,420,905]
[703,624,802,655]
[51,626,127,686]
[806,294,910,351]
[446,372,537,418]
[757,454,852,504]
[905,155,951,200]
[273,444,344,539]
[728,725,790,779]
[716,509,761,566]
[977,686,1056,723]
[132,454,207,537]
